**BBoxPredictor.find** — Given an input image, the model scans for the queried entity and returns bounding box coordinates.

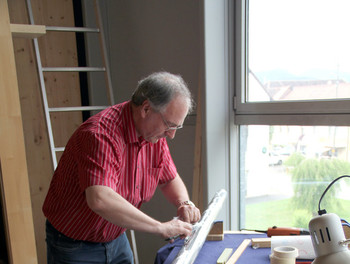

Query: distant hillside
[255,69,350,84]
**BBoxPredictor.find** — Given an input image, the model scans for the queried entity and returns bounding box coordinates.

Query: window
[240,125,350,230]
[234,1,350,231]
[248,0,350,103]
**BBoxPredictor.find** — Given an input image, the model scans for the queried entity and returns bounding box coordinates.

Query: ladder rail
[94,0,115,105]
[26,0,58,169]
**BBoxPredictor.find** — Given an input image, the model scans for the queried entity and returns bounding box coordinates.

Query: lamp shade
[309,213,350,264]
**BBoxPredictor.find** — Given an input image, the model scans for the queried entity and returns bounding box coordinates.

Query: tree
[285,153,350,226]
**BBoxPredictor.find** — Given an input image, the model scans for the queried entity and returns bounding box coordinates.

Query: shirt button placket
[135,147,143,200]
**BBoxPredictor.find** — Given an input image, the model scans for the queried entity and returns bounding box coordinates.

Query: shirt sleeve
[76,130,121,191]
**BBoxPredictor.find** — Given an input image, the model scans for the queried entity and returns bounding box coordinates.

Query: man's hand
[177,202,201,224]
[159,218,193,243]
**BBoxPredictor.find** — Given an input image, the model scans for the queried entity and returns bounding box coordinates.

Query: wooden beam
[0,0,38,263]
[192,75,204,211]
[10,23,46,38]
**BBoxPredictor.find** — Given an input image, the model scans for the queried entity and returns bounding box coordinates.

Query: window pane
[240,125,350,230]
[248,0,350,102]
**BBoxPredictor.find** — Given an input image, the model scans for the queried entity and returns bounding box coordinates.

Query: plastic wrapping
[171,189,227,264]
[271,236,315,259]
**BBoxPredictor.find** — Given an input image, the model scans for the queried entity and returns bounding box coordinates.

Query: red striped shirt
[42,101,177,242]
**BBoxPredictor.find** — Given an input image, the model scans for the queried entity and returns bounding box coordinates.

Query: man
[42,71,201,264]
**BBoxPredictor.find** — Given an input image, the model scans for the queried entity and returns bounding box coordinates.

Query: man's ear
[140,100,152,118]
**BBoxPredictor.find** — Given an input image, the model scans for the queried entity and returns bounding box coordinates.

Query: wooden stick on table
[226,239,251,264]
[251,237,271,248]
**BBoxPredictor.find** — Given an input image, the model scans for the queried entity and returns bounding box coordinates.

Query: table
[155,233,271,264]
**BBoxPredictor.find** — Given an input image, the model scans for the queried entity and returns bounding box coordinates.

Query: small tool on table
[245,226,310,237]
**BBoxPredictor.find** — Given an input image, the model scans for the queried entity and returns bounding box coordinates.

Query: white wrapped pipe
[172,189,227,264]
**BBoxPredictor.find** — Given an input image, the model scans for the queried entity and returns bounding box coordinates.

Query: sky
[249,0,350,78]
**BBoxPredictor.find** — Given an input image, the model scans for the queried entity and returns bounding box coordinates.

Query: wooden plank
[251,237,271,248]
[192,73,203,211]
[8,1,53,263]
[192,21,205,211]
[207,221,224,241]
[209,221,224,234]
[0,1,38,263]
[226,239,251,264]
[10,23,46,38]
[217,248,233,264]
[207,234,225,241]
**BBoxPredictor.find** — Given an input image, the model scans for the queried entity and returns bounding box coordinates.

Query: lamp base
[312,250,350,264]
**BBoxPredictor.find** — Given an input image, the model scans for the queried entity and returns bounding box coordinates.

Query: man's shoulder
[96,101,131,127]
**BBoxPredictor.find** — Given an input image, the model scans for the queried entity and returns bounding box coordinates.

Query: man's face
[141,96,188,143]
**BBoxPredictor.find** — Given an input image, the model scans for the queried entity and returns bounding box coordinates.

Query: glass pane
[247,0,350,102]
[240,125,350,231]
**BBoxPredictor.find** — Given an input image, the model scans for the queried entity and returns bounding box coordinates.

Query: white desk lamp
[308,175,350,264]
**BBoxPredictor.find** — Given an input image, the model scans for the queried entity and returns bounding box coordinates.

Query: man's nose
[165,129,176,139]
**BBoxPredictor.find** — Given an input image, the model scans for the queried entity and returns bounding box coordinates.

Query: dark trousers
[46,220,134,264]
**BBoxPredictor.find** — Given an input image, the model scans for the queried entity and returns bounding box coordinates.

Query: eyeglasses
[159,112,183,131]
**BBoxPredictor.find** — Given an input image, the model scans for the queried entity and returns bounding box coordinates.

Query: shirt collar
[123,101,148,147]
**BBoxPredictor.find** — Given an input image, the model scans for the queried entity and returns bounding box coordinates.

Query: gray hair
[131,71,194,113]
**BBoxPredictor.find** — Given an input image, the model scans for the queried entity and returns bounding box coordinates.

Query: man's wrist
[177,200,195,208]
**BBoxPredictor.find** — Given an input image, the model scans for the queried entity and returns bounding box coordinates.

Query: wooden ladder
[25,0,139,262]
[26,0,114,169]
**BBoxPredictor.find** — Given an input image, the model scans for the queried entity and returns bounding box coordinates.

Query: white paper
[271,235,316,259]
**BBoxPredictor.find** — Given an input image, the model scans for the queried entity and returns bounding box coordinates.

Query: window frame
[233,0,350,126]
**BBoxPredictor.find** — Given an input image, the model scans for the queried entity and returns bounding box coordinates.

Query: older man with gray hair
[43,71,201,264]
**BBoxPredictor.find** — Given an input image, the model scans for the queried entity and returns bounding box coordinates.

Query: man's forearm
[160,173,201,223]
[85,185,193,239]
[86,185,161,233]
[160,173,191,207]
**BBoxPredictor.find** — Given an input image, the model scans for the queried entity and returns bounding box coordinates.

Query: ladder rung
[54,147,65,152]
[42,67,105,72]
[46,26,99,33]
[49,106,109,112]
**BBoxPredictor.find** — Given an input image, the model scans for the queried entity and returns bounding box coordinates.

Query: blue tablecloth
[155,233,271,264]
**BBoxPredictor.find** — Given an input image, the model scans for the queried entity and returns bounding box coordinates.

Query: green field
[245,198,350,230]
